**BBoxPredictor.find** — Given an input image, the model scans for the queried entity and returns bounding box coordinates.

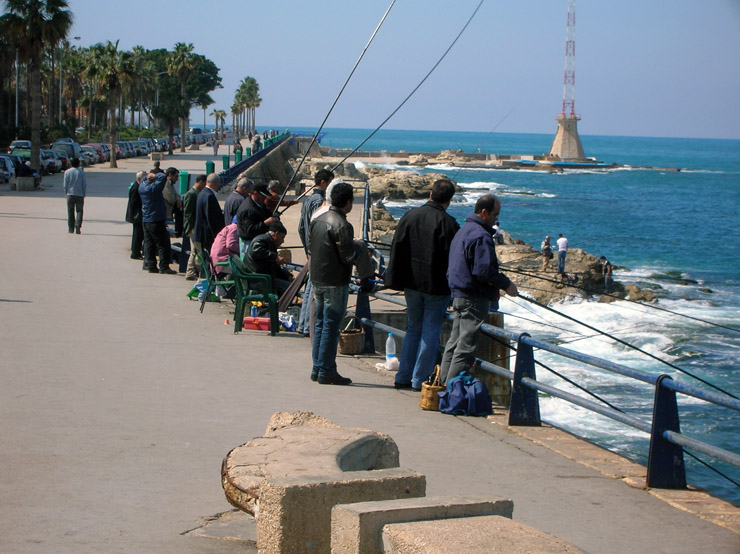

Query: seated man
[243,222,294,296]
[211,219,240,275]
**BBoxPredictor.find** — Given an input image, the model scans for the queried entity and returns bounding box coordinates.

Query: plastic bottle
[250,304,258,317]
[385,333,399,371]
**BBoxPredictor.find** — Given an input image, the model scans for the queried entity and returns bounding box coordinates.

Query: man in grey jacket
[63,157,86,234]
[308,182,357,385]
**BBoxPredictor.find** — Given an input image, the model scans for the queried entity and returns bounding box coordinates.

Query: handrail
[217,133,291,187]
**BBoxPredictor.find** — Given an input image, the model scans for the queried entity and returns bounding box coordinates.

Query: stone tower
[549,114,585,160]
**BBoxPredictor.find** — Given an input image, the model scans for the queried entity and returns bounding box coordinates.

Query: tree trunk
[109,103,118,168]
[168,125,174,156]
[30,62,41,172]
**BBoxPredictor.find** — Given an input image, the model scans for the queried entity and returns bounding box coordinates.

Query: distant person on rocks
[63,157,86,234]
[125,171,146,258]
[150,160,164,174]
[439,194,518,385]
[224,178,253,226]
[557,233,569,279]
[244,222,294,296]
[193,173,225,254]
[297,169,334,336]
[308,182,358,386]
[235,182,278,258]
[182,174,207,281]
[492,220,504,244]
[600,256,613,293]
[541,235,553,271]
[386,179,460,391]
[139,171,175,274]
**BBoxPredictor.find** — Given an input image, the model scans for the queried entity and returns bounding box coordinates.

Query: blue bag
[438,371,493,417]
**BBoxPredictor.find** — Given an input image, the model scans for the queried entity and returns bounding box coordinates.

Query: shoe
[68,229,73,234]
[310,373,318,382]
[317,374,352,386]
[131,255,143,260]
[159,268,177,274]
[185,275,198,281]
[394,382,413,390]
[148,268,158,274]
[75,228,81,234]
[411,386,422,392]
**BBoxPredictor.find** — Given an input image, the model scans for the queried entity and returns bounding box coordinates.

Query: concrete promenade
[1,150,737,553]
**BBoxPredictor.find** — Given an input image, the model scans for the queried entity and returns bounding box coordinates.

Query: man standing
[308,182,358,385]
[193,173,225,254]
[223,178,252,226]
[557,233,569,278]
[139,172,176,274]
[244,222,294,296]
[183,174,207,281]
[541,235,553,271]
[297,169,334,336]
[125,171,146,258]
[162,167,181,223]
[439,194,517,385]
[600,256,613,293]
[63,157,86,234]
[235,182,278,258]
[386,179,459,390]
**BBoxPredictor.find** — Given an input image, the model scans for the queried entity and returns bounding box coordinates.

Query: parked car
[42,150,62,173]
[51,140,82,162]
[0,156,13,183]
[80,145,100,164]
[7,139,31,153]
[52,149,71,170]
[83,143,105,162]
[12,148,50,175]
[4,153,23,173]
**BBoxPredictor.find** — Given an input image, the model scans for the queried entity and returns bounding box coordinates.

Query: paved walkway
[1,152,737,553]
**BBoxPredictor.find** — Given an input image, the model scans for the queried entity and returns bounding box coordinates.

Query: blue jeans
[297,276,312,334]
[557,250,567,274]
[311,283,350,379]
[395,289,449,388]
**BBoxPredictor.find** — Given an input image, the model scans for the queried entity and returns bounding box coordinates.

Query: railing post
[647,374,686,489]
[354,291,375,353]
[508,333,541,426]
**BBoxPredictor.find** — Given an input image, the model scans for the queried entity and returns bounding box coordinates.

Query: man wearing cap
[182,174,207,280]
[224,178,253,227]
[244,222,294,296]
[235,182,279,258]
[193,173,225,254]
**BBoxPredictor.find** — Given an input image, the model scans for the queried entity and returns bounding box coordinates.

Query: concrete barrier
[257,468,426,554]
[15,176,35,191]
[331,495,514,554]
[382,515,584,553]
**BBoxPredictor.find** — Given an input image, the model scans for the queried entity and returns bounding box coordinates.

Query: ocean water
[289,126,740,504]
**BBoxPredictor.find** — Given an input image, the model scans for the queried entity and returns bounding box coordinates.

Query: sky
[65,0,740,140]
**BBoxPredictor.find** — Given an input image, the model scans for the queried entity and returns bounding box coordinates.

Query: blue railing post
[647,374,687,489]
[508,333,541,426]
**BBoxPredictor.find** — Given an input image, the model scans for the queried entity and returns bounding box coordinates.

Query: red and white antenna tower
[561,0,577,119]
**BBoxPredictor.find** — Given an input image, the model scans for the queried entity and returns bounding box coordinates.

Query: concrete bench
[382,515,584,553]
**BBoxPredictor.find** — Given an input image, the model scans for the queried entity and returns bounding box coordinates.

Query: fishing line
[449,107,516,182]
[684,450,740,490]
[331,0,486,171]
[517,294,738,400]
[275,0,397,214]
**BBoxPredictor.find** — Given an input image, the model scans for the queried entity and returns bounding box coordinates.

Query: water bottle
[385,333,399,371]
[250,304,258,317]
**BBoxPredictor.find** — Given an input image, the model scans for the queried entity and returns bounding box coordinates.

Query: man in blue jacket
[139,171,176,274]
[439,194,518,384]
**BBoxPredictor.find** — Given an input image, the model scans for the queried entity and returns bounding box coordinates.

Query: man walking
[193,173,225,254]
[63,157,86,234]
[308,182,358,385]
[439,194,517,385]
[139,171,176,274]
[557,233,569,278]
[183,174,207,280]
[297,169,334,336]
[386,179,459,390]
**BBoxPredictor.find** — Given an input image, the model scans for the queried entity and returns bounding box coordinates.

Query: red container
[242,317,271,331]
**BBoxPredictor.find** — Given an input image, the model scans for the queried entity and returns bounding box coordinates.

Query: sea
[279,126,740,504]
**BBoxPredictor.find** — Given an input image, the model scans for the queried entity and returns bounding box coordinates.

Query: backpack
[438,371,493,417]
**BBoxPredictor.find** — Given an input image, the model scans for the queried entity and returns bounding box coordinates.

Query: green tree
[167,42,195,152]
[2,0,72,171]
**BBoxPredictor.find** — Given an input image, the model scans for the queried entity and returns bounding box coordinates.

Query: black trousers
[143,220,172,271]
[131,220,144,258]
[66,195,84,231]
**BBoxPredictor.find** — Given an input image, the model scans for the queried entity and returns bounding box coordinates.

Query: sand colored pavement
[0,151,737,553]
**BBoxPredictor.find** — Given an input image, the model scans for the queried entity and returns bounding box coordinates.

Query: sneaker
[75,228,81,234]
[159,268,177,275]
[317,374,352,386]
[310,373,318,382]
[185,275,198,281]
[148,268,159,274]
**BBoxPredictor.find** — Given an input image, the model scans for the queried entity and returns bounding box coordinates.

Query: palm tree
[2,0,72,171]
[209,109,226,139]
[85,40,134,168]
[167,42,196,152]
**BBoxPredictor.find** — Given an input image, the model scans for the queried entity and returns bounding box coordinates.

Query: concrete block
[382,515,584,554]
[331,495,513,554]
[15,176,35,191]
[257,468,425,554]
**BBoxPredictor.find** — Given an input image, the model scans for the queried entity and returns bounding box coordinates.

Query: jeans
[311,283,349,379]
[395,289,449,388]
[66,195,84,231]
[439,296,489,384]
[297,276,312,334]
[557,250,567,274]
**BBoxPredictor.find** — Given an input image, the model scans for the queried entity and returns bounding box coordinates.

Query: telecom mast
[549,0,586,160]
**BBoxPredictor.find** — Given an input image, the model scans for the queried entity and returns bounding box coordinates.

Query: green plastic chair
[186,249,235,313]
[229,256,280,336]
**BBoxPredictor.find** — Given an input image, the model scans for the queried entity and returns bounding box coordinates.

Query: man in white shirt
[556,234,569,277]
[63,157,86,234]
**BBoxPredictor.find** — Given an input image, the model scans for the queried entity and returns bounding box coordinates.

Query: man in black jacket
[308,182,357,386]
[193,173,224,253]
[386,179,460,390]
[235,182,279,258]
[244,222,293,296]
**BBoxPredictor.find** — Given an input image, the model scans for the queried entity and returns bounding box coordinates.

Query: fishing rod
[500,263,740,335]
[514,294,738,400]
[331,0,486,172]
[274,0,397,215]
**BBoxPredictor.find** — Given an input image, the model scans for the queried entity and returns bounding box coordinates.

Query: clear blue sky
[67,0,740,139]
